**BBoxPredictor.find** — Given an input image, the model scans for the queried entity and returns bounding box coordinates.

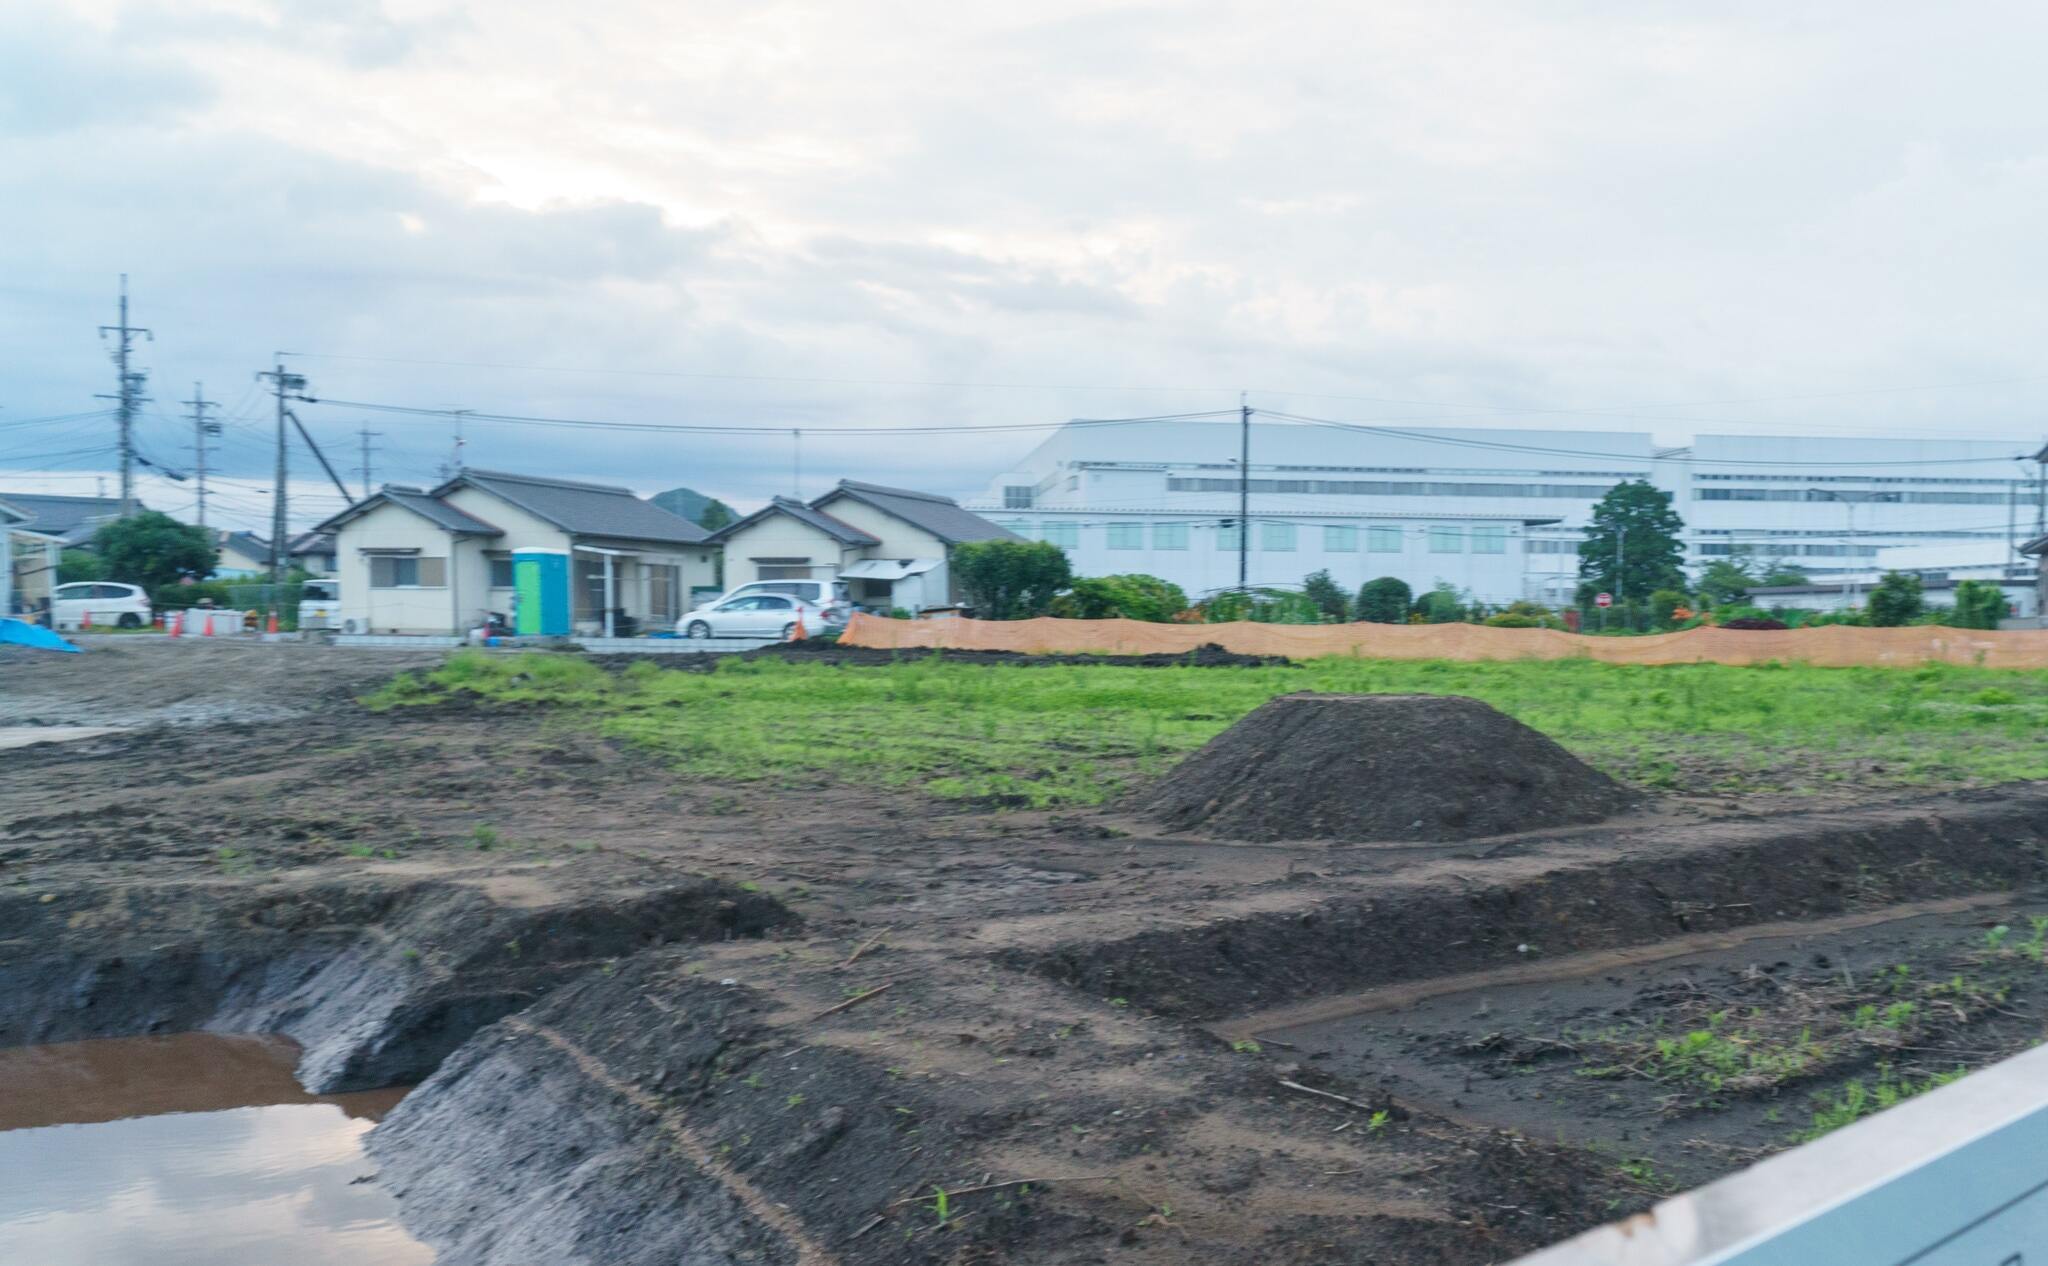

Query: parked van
[298,578,340,631]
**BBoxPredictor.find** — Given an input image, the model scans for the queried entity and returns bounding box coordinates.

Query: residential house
[0,492,128,547]
[711,480,1021,612]
[215,530,273,578]
[315,469,717,636]
[288,531,338,576]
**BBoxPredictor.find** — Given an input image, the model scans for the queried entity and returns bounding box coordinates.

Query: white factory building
[967,419,2041,606]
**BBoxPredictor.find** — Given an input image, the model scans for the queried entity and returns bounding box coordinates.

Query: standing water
[0,1032,433,1265]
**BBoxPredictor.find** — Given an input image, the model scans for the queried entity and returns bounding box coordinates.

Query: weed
[924,1186,952,1228]
[784,1093,805,1109]
[470,824,501,850]
[742,1073,764,1090]
[1986,925,2012,951]
[2022,917,2048,963]
[1231,1039,1262,1054]
[342,843,376,859]
[1109,997,1130,1009]
[1367,1110,1390,1133]
[1796,1064,1966,1141]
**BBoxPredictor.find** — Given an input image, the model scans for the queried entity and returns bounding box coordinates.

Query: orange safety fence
[839,612,2048,669]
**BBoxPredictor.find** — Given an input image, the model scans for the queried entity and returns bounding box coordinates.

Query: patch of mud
[1271,900,2048,1189]
[1029,789,2048,1019]
[1143,693,1635,843]
[0,868,796,1092]
[587,640,1295,673]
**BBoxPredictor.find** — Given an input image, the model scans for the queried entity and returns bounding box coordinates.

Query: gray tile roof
[813,480,1022,545]
[315,486,503,536]
[0,493,131,543]
[445,469,709,545]
[711,496,880,547]
[221,530,272,561]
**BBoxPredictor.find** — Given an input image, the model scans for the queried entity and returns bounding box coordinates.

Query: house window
[1041,521,1078,549]
[1003,486,1034,509]
[1471,525,1508,554]
[1368,526,1403,553]
[1216,522,1242,552]
[1261,522,1296,552]
[1151,522,1189,550]
[1324,525,1358,552]
[1107,523,1143,550]
[369,555,445,588]
[1428,527,1464,554]
[488,555,514,588]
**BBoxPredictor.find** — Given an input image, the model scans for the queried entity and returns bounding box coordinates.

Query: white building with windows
[968,420,2042,606]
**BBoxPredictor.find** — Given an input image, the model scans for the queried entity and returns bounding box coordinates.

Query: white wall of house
[809,500,949,561]
[335,504,467,634]
[718,517,861,588]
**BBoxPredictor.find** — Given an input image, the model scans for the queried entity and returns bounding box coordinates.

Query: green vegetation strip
[367,651,2048,807]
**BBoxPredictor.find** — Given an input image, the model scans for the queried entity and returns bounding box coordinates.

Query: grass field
[370,651,2048,807]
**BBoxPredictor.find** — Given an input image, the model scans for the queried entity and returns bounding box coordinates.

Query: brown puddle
[0,1032,432,1265]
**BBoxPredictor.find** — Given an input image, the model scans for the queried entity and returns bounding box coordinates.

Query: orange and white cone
[81,610,92,632]
[203,612,215,637]
[169,612,182,638]
[266,611,279,634]
[791,612,807,641]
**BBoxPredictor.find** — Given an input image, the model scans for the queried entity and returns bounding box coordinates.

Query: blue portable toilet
[512,549,571,636]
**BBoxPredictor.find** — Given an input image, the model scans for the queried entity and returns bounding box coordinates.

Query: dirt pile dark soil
[1142,692,1634,843]
[744,639,1294,668]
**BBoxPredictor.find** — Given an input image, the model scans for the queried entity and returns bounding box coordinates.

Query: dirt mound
[1142,692,1634,843]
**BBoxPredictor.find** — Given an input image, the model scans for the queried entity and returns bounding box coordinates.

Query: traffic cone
[82,610,91,632]
[266,611,279,634]
[791,611,807,641]
[169,612,182,638]
[203,612,215,637]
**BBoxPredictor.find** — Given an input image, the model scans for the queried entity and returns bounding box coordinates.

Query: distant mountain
[651,487,737,531]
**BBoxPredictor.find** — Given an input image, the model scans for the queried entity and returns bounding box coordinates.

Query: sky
[7,0,2048,534]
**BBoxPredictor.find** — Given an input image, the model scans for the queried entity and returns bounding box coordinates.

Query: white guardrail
[1512,1040,2048,1265]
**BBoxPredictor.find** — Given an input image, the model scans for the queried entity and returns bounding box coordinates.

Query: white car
[50,582,152,630]
[678,593,828,640]
[707,579,852,624]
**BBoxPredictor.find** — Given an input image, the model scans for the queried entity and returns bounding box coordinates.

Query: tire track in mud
[501,1014,839,1266]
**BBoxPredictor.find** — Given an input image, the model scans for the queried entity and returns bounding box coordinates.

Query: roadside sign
[1594,592,1613,608]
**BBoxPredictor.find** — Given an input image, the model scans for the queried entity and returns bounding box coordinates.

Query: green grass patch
[365,651,2048,807]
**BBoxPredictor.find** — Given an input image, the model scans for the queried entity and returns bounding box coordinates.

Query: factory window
[1003,486,1034,509]
[1217,522,1242,552]
[1428,527,1463,554]
[1471,526,1507,554]
[1107,523,1144,550]
[1261,522,1296,551]
[1367,527,1403,553]
[1151,522,1189,550]
[1040,521,1079,549]
[1324,525,1358,552]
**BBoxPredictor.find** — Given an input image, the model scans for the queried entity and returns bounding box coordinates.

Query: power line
[306,397,1238,436]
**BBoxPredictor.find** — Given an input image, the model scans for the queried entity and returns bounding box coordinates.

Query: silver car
[678,593,828,640]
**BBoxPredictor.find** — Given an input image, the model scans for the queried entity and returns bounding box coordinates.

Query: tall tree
[1578,480,1686,604]
[1696,558,1755,607]
[1866,571,1925,626]
[91,511,216,596]
[1300,569,1350,622]
[950,540,1073,620]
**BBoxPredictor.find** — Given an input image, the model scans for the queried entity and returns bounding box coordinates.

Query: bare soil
[1142,692,1636,843]
[4,640,2046,1265]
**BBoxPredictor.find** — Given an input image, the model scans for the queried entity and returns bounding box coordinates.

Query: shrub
[1354,577,1412,624]
[1947,580,2007,630]
[1049,574,1189,622]
[951,540,1073,620]
[1866,572,1925,627]
[1300,570,1350,622]
[1411,582,1467,624]
[1648,588,1689,629]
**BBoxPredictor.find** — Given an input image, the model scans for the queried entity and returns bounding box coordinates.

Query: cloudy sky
[6,0,2048,532]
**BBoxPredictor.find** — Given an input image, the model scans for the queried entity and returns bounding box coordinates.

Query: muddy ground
[4,640,2046,1265]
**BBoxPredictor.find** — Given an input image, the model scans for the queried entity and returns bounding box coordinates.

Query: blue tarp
[0,618,81,653]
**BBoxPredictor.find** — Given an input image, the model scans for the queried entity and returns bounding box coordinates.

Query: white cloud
[9,0,2048,534]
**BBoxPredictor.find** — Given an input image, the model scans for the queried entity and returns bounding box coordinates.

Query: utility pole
[793,428,803,498]
[96,275,153,517]
[1238,393,1250,593]
[183,382,220,528]
[2032,441,2048,538]
[258,360,309,584]
[355,427,382,498]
